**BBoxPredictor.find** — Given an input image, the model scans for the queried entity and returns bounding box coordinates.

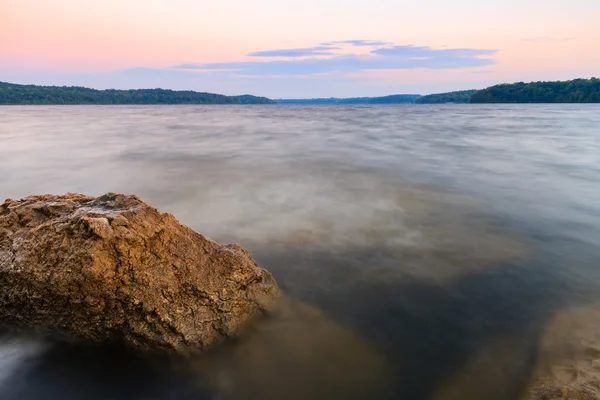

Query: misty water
[1,104,600,399]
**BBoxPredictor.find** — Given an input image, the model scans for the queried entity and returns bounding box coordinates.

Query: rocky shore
[0,193,280,354]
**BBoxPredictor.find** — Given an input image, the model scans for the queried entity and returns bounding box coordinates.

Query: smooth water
[1,104,600,399]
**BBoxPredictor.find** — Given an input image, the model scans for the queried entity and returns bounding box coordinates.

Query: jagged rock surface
[0,193,280,353]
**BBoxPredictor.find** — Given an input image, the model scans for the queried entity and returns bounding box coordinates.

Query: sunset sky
[1,0,599,97]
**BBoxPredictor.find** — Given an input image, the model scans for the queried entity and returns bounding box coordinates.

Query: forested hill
[276,94,420,104]
[415,90,476,104]
[0,82,275,105]
[278,79,600,104]
[470,78,600,103]
[3,78,599,105]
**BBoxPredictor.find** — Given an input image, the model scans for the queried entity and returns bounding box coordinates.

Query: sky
[1,0,599,97]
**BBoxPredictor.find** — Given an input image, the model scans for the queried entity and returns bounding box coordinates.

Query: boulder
[0,193,280,354]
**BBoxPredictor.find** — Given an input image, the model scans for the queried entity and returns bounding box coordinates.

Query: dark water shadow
[252,246,593,400]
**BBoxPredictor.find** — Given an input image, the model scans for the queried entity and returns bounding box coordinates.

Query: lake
[1,104,600,399]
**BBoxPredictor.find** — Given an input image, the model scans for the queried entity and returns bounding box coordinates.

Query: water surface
[1,104,600,399]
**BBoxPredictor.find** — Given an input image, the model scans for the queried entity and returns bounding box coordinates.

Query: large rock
[0,193,280,353]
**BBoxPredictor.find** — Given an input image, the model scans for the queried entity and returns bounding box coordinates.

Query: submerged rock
[0,193,280,354]
[523,306,600,400]
[193,297,392,400]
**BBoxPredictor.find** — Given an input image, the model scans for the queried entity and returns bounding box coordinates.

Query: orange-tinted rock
[0,193,280,354]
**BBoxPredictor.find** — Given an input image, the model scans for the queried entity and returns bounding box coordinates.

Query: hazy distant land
[1,78,598,105]
[276,94,421,104]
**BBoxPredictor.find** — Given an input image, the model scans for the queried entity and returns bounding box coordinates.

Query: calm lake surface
[1,104,600,399]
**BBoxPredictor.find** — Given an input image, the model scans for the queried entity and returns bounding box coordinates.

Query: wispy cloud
[174,56,495,75]
[322,39,392,47]
[247,46,339,57]
[172,42,497,76]
[372,45,496,58]
[522,36,576,43]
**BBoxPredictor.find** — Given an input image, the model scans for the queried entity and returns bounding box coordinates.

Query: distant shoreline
[0,81,275,105]
[1,78,598,105]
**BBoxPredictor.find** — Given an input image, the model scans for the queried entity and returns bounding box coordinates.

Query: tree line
[469,78,600,103]
[415,90,476,104]
[2,78,599,105]
[0,82,275,105]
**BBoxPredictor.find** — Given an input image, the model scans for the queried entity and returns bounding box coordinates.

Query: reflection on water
[1,104,600,399]
[0,336,204,400]
[0,337,47,389]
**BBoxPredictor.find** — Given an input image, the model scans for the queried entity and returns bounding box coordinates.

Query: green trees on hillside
[2,78,599,105]
[415,90,476,104]
[0,82,275,105]
[470,78,600,103]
